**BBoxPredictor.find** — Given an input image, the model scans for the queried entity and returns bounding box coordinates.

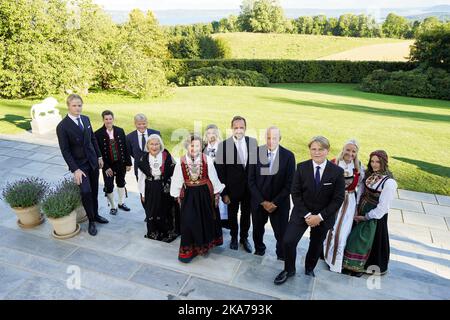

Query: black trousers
[102,162,126,194]
[79,164,99,222]
[283,216,328,273]
[227,191,252,240]
[252,206,289,258]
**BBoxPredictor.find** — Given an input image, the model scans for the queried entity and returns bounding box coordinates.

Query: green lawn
[1,84,449,195]
[213,33,410,60]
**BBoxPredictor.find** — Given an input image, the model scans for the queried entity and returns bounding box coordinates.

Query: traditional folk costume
[342,171,397,274]
[204,142,229,229]
[137,149,177,241]
[94,125,132,214]
[324,159,365,273]
[170,153,225,263]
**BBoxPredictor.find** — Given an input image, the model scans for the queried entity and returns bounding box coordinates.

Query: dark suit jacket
[126,128,160,176]
[215,136,258,201]
[248,145,296,214]
[94,125,132,170]
[290,159,345,229]
[56,115,101,173]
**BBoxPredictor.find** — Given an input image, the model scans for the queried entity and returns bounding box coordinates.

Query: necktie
[315,166,321,189]
[268,151,272,173]
[141,133,146,151]
[76,117,84,131]
[207,148,216,157]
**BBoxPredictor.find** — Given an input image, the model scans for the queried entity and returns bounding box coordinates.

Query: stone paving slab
[391,198,424,213]
[423,203,450,218]
[436,195,450,207]
[398,189,438,204]
[403,211,448,231]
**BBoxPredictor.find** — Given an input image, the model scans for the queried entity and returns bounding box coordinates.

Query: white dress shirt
[68,113,84,128]
[137,152,163,195]
[170,155,225,198]
[233,136,247,166]
[362,176,398,220]
[305,160,328,222]
[267,146,279,174]
[205,142,219,160]
[138,130,149,151]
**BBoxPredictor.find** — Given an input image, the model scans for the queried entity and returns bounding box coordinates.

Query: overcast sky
[93,0,449,11]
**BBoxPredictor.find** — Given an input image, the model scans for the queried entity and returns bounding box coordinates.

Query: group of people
[56,93,397,283]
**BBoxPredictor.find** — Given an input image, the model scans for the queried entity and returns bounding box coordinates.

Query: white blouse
[360,175,398,220]
[137,152,163,195]
[338,160,365,204]
[170,154,225,198]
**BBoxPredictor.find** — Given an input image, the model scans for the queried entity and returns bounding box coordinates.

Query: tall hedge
[165,59,417,84]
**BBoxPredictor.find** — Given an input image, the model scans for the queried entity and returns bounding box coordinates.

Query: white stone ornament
[30,97,62,135]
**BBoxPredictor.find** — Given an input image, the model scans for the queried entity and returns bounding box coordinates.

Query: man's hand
[261,201,271,212]
[141,195,145,203]
[222,195,231,205]
[105,168,114,177]
[98,158,104,169]
[267,202,277,213]
[126,166,132,172]
[305,215,321,228]
[74,169,86,186]
[354,216,367,223]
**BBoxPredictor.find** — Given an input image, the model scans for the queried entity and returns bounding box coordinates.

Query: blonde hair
[146,134,164,152]
[203,124,222,146]
[308,136,330,150]
[66,94,83,106]
[336,139,361,172]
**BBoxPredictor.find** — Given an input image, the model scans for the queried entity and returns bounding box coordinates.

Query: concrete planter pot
[76,206,88,223]
[13,204,45,229]
[47,211,80,239]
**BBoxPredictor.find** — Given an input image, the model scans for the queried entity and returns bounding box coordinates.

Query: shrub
[165,59,417,84]
[42,178,81,219]
[183,66,269,87]
[360,67,450,100]
[1,177,49,208]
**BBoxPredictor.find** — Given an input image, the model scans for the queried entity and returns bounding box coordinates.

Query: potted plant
[1,177,49,228]
[59,178,87,223]
[42,178,81,239]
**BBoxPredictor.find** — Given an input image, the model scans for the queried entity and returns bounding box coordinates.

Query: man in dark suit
[126,113,161,180]
[274,136,345,284]
[56,94,109,237]
[248,126,295,260]
[215,116,257,253]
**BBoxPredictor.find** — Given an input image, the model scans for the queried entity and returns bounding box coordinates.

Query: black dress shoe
[88,223,97,236]
[352,272,364,278]
[305,269,316,277]
[274,270,295,285]
[94,215,109,224]
[254,250,265,256]
[118,203,130,212]
[277,256,285,261]
[230,238,238,250]
[240,239,253,253]
[109,208,118,215]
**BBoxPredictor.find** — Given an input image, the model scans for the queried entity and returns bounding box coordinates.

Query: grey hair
[183,133,203,150]
[265,126,281,140]
[308,136,330,150]
[203,124,222,145]
[134,113,147,123]
[146,134,164,152]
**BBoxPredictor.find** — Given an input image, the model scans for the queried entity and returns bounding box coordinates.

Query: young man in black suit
[215,116,258,253]
[274,136,345,284]
[56,94,109,236]
[248,126,295,260]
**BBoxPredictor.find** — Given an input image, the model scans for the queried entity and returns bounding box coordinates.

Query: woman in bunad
[342,150,397,277]
[323,139,365,273]
[203,124,229,229]
[170,133,225,263]
[137,134,176,242]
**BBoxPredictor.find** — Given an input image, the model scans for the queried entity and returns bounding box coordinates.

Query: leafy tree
[382,13,411,38]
